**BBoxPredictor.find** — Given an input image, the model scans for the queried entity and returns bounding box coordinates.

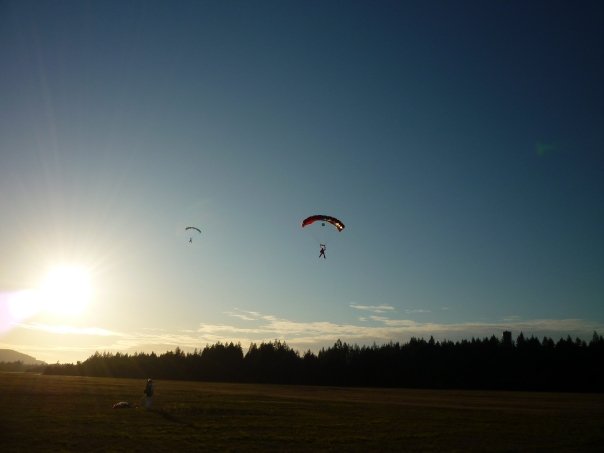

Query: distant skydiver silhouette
[319,244,326,259]
[185,226,201,244]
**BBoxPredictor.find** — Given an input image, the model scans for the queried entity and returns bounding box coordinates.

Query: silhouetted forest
[42,331,604,392]
[0,361,46,373]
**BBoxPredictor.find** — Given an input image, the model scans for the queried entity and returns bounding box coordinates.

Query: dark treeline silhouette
[43,332,604,392]
[0,361,46,373]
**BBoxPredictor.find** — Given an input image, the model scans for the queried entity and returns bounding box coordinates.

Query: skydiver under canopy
[185,226,201,243]
[319,244,326,259]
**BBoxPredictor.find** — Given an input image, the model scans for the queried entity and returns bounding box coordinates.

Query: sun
[38,265,93,316]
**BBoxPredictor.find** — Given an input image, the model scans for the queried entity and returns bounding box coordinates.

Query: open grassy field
[0,372,602,452]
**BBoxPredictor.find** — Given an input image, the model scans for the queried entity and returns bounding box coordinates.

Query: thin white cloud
[16,322,120,337]
[503,315,521,322]
[369,315,388,322]
[225,309,270,321]
[224,311,258,321]
[349,304,395,314]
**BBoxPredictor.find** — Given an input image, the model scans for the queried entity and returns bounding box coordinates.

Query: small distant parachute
[302,215,345,232]
[185,226,201,243]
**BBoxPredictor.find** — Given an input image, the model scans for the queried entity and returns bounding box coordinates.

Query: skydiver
[319,244,326,259]
[189,237,193,243]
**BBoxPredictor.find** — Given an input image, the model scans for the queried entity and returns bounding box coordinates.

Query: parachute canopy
[185,226,201,233]
[301,215,345,232]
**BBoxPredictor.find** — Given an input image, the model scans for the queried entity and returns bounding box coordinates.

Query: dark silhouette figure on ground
[144,378,154,409]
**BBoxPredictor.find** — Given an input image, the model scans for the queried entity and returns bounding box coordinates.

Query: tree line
[0,361,46,373]
[42,331,604,392]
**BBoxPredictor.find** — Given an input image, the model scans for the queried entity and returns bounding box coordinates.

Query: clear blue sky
[1,0,602,363]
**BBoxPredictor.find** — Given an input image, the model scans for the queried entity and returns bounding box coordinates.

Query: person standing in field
[143,378,154,409]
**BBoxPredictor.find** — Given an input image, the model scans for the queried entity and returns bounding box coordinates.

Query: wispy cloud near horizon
[5,312,602,364]
[16,322,120,337]
[349,304,395,314]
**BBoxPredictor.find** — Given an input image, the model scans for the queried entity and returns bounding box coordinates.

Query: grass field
[0,372,602,452]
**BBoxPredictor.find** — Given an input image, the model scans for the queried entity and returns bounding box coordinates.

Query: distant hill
[0,349,46,365]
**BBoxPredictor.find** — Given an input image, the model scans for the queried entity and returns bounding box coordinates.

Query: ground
[0,372,602,452]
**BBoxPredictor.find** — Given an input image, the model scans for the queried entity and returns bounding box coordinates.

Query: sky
[1,0,603,364]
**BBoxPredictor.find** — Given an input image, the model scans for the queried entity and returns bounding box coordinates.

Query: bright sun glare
[38,265,92,316]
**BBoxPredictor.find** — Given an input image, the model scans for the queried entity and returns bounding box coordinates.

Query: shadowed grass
[0,372,602,451]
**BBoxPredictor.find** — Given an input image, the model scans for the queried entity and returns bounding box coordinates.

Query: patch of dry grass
[0,373,602,451]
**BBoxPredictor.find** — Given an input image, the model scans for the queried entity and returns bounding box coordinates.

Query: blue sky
[1,1,602,363]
